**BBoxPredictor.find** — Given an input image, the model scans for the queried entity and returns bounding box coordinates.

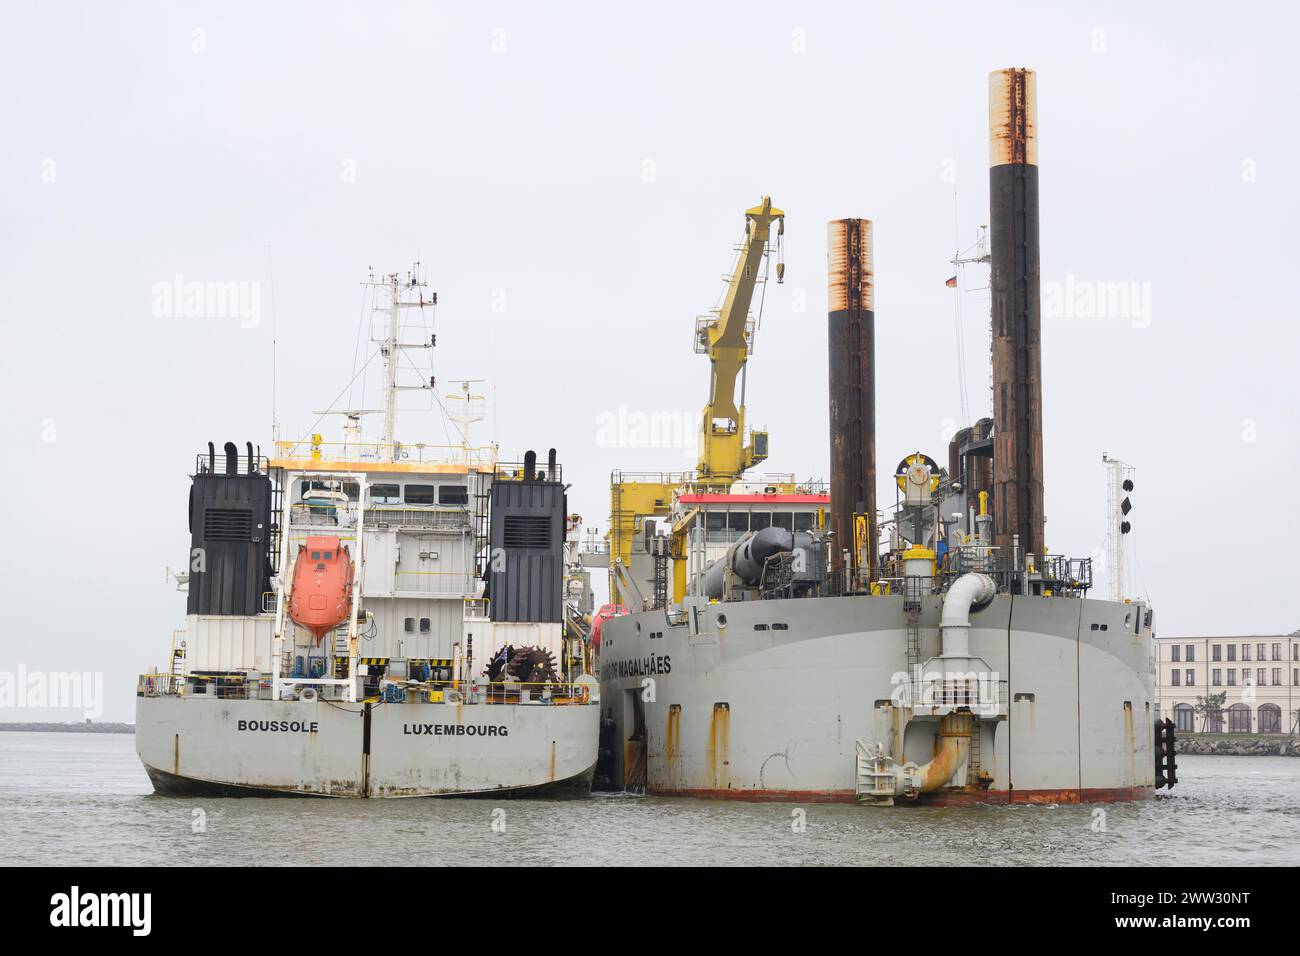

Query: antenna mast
[1103,453,1135,602]
[362,265,437,462]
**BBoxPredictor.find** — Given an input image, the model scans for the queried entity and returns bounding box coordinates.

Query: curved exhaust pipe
[940,572,996,659]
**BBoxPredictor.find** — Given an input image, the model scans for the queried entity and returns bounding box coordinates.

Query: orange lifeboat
[288,536,354,642]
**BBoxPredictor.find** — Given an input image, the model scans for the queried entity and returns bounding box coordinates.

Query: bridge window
[727,512,749,532]
[771,512,793,531]
[793,512,815,532]
[439,485,469,506]
[751,511,771,531]
[705,512,726,533]
[371,483,401,504]
[404,484,436,505]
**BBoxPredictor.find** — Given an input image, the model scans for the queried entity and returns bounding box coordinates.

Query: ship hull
[596,593,1156,804]
[136,696,598,798]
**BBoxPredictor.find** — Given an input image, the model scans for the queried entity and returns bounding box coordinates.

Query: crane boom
[697,196,784,481]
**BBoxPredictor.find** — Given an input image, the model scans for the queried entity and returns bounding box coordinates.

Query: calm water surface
[1,732,1296,866]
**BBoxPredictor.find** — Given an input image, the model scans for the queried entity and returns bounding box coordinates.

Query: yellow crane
[695,196,784,480]
[602,198,785,607]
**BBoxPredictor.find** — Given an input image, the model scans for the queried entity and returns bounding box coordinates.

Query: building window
[1227,645,1236,662]
[1227,669,1236,686]
[1185,669,1195,686]
[1273,668,1281,687]
[1171,669,1181,686]
[1173,703,1195,733]
[1212,668,1222,686]
[1212,644,1221,662]
[1259,704,1282,735]
[1243,644,1252,661]
[1257,668,1267,687]
[1228,703,1251,734]
[1294,668,1298,687]
[1185,645,1195,662]
[1294,645,1298,661]
[1171,645,1181,663]
[1272,643,1282,661]
[1257,643,1266,661]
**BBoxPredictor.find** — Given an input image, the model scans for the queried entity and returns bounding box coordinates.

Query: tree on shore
[1194,691,1227,733]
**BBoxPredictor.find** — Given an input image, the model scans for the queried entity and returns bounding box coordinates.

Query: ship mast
[363,266,436,461]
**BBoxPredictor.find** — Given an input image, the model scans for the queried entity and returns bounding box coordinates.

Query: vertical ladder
[169,628,188,692]
[904,577,922,706]
[472,470,491,579]
[968,721,982,786]
[332,626,350,679]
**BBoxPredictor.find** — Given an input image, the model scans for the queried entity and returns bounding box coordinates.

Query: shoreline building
[1154,634,1299,735]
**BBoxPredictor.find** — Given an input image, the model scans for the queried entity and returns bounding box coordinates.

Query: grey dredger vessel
[137,268,600,797]
[586,69,1174,805]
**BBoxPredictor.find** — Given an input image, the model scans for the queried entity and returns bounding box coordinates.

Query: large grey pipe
[940,572,997,659]
[701,527,812,599]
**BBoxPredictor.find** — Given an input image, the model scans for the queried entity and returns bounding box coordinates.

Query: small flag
[945,275,958,288]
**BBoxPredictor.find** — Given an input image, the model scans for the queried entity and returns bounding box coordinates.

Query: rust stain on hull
[665,704,682,790]
[647,785,1155,806]
[624,739,647,791]
[708,703,731,790]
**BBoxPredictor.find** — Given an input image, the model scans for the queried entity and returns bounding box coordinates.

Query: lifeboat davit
[288,536,354,642]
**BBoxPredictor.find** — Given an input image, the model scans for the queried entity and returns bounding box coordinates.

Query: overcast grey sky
[2,1,1297,721]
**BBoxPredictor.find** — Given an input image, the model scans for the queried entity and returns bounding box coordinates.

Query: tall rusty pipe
[988,68,1045,562]
[827,219,877,587]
